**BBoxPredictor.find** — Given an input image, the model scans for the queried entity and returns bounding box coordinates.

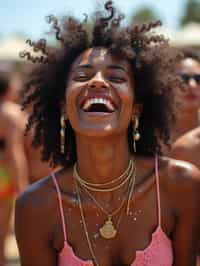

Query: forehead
[180,58,200,72]
[71,47,130,69]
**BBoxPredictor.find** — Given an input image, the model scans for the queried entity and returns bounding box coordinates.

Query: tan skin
[0,100,28,266]
[0,76,52,265]
[15,48,200,266]
[171,58,200,157]
[0,105,53,187]
[172,126,200,168]
[173,58,200,140]
[171,58,200,259]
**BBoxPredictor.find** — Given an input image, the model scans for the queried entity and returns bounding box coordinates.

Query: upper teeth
[82,98,115,111]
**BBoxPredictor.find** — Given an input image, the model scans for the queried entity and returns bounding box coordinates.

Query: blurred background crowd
[0,0,200,265]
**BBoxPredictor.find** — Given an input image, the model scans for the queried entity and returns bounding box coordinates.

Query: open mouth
[80,97,117,114]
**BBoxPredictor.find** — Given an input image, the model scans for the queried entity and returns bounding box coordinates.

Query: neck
[75,133,131,185]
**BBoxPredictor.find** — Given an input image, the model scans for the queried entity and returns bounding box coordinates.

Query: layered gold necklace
[73,159,133,192]
[73,159,136,239]
[73,159,136,266]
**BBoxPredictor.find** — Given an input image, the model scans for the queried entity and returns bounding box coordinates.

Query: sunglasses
[180,73,200,85]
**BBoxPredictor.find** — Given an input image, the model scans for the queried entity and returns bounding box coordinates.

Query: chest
[53,187,174,266]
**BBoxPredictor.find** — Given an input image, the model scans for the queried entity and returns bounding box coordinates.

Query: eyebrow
[107,64,128,73]
[74,64,128,72]
[75,64,93,70]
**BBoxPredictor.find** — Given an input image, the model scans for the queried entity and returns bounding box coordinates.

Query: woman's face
[65,47,135,137]
[178,58,200,112]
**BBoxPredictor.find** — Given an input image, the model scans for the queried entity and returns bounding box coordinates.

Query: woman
[172,47,200,141]
[0,72,28,266]
[15,2,200,266]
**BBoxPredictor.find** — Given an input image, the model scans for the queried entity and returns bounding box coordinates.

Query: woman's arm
[168,161,200,266]
[15,188,57,266]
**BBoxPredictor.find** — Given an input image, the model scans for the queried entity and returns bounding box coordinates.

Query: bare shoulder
[172,127,200,150]
[161,157,200,213]
[15,176,56,221]
[15,170,70,266]
[171,128,200,167]
[15,177,53,255]
[15,167,73,220]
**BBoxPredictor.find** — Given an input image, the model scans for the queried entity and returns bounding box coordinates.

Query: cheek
[65,82,80,103]
[122,85,134,108]
[118,81,134,98]
[65,85,77,116]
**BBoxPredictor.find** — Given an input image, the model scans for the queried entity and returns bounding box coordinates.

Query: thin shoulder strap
[51,172,67,242]
[155,155,161,227]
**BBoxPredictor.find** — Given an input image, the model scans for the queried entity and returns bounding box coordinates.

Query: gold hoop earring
[60,115,66,154]
[133,117,140,153]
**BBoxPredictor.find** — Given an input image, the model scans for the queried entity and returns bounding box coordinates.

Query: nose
[88,72,108,90]
[188,78,198,88]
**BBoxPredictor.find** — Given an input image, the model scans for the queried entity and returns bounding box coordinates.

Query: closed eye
[108,76,126,83]
[73,73,91,81]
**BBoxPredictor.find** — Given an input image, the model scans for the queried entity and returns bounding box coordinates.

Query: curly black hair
[21,1,181,167]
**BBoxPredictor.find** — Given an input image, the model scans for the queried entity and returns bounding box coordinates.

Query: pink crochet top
[52,156,173,266]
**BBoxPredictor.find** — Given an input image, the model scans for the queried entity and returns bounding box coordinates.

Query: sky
[0,0,187,39]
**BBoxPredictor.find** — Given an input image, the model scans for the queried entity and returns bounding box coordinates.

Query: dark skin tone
[15,48,200,266]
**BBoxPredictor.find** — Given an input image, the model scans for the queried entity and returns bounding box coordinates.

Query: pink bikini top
[52,156,173,266]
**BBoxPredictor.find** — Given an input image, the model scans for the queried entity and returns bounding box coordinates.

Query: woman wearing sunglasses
[172,47,200,165]
[172,48,200,140]
[172,47,200,264]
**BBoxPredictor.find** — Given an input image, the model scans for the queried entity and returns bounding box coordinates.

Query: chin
[74,123,120,138]
[68,108,131,138]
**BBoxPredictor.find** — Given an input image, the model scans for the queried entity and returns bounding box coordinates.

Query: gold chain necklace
[74,165,137,266]
[75,179,100,266]
[73,160,134,192]
[79,164,136,239]
[74,159,132,187]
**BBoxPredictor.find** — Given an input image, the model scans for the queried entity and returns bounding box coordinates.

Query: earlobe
[132,103,143,118]
[60,101,67,117]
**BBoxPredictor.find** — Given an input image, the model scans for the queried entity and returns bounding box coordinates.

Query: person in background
[15,2,200,266]
[172,47,200,141]
[24,129,58,184]
[171,47,200,164]
[14,66,57,184]
[171,47,200,265]
[0,71,28,266]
